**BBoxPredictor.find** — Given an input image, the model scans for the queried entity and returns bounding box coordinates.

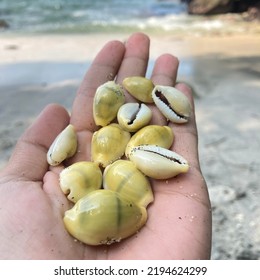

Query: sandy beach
[0,30,260,259]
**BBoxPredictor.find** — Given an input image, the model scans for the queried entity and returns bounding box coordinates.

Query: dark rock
[245,6,260,21]
[0,19,9,29]
[188,0,234,15]
[181,0,260,15]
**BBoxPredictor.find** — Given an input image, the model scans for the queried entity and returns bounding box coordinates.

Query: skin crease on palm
[0,33,212,260]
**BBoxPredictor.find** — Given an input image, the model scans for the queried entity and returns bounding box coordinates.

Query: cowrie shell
[122,76,154,103]
[59,161,102,203]
[117,102,152,132]
[47,124,77,166]
[64,190,147,245]
[125,125,174,158]
[152,85,191,123]
[91,123,131,168]
[93,81,125,127]
[129,144,189,179]
[103,160,154,207]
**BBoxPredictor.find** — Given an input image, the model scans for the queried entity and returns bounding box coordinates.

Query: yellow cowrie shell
[91,124,131,168]
[47,124,77,166]
[122,76,154,103]
[125,125,174,157]
[117,103,152,132]
[103,160,154,208]
[63,189,147,245]
[129,145,189,179]
[93,81,125,126]
[59,161,102,203]
[152,85,192,123]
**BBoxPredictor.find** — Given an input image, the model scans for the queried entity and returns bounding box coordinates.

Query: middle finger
[116,32,150,103]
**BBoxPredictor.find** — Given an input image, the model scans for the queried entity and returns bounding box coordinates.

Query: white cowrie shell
[129,144,189,179]
[152,85,191,123]
[47,124,77,166]
[117,103,152,132]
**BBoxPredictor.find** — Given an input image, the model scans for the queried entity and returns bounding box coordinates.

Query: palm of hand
[0,33,211,260]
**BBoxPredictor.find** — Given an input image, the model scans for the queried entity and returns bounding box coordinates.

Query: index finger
[70,40,125,132]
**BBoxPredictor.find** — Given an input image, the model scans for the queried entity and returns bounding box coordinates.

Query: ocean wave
[0,0,250,35]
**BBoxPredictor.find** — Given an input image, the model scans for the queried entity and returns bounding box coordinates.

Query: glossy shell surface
[93,81,125,126]
[123,76,154,103]
[103,160,154,207]
[46,79,192,246]
[91,124,131,167]
[129,144,189,179]
[47,124,77,166]
[117,102,152,132]
[59,161,102,203]
[152,85,192,123]
[64,189,147,245]
[125,125,174,157]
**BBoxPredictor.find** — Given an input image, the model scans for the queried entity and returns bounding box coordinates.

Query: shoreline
[0,31,260,259]
[1,32,260,62]
[1,8,259,36]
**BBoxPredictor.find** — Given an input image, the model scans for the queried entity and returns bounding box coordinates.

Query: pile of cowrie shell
[47,76,192,245]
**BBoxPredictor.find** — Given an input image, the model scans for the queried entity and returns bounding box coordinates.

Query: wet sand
[0,32,260,259]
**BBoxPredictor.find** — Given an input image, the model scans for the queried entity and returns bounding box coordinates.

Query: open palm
[0,33,211,260]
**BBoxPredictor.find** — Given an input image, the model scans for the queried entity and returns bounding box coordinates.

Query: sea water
[0,0,218,34]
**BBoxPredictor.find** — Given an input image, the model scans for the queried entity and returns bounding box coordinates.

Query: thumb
[2,104,70,182]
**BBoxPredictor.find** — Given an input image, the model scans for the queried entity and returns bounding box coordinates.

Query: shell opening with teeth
[129,144,189,179]
[117,103,152,132]
[154,90,188,121]
[125,125,174,157]
[152,85,191,124]
[47,78,192,246]
[127,103,141,125]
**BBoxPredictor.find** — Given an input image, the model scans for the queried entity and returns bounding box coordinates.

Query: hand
[0,33,211,259]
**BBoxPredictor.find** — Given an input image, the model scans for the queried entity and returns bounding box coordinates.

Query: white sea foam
[0,0,237,34]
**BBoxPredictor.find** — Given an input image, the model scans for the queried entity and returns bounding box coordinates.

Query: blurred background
[0,0,259,34]
[0,0,260,259]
